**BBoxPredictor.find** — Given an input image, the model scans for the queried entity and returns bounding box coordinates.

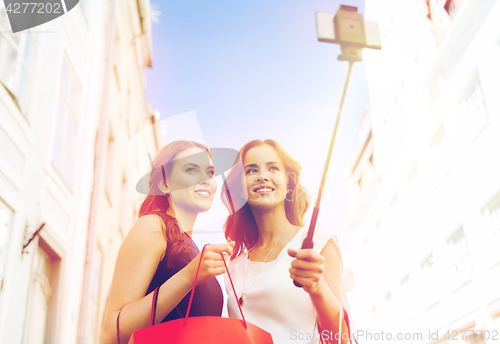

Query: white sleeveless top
[224,225,343,344]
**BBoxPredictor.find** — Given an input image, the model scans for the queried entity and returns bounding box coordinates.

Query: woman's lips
[253,186,275,194]
[194,189,212,198]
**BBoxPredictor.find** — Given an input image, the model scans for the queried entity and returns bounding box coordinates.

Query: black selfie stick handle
[293,61,354,288]
[293,208,317,287]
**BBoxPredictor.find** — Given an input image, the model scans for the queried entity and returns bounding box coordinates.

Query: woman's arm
[102,214,187,344]
[288,238,349,344]
[102,215,234,344]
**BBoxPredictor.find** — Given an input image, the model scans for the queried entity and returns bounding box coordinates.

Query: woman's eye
[186,167,197,173]
[207,170,214,177]
[269,166,279,171]
[246,168,257,174]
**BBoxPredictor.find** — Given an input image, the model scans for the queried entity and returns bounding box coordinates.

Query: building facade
[0,1,158,343]
[346,0,500,342]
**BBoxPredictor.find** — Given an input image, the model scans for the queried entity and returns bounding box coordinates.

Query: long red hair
[139,140,210,268]
[221,139,311,259]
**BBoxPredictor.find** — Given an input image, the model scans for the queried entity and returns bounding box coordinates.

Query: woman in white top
[221,139,352,344]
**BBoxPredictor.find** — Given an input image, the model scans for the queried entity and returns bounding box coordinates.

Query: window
[0,6,34,112]
[482,198,500,264]
[483,198,500,238]
[421,254,435,288]
[420,254,437,301]
[462,78,489,129]
[51,58,80,187]
[447,228,473,287]
[399,275,411,309]
[23,245,55,344]
[0,200,13,291]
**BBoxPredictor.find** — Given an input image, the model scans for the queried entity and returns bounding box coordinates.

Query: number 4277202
[444,329,498,341]
[5,2,62,14]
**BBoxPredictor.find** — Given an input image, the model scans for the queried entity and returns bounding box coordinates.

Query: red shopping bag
[127,245,273,344]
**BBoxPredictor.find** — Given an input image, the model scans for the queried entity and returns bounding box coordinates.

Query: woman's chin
[172,199,213,214]
[197,204,212,213]
[247,198,284,210]
[193,199,214,213]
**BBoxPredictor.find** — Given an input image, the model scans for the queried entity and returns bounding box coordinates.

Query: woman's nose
[257,172,269,182]
[200,172,215,184]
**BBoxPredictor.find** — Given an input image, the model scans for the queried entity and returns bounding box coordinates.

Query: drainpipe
[77,0,118,343]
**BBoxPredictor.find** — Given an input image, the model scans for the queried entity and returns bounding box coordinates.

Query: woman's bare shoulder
[123,214,167,254]
[133,214,164,233]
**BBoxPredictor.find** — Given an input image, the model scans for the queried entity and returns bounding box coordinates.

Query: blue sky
[145,0,370,262]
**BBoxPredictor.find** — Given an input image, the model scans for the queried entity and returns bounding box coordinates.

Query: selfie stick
[294,6,381,288]
[293,61,354,288]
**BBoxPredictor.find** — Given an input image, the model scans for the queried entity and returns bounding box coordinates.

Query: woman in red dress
[103,141,234,344]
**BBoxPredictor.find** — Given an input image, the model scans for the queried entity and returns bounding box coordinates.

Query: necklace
[238,227,292,306]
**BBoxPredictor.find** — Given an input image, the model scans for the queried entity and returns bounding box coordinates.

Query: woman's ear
[157,179,169,194]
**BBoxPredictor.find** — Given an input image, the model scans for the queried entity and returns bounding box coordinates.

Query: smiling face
[243,144,288,210]
[160,147,216,214]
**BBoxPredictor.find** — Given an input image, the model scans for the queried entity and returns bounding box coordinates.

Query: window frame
[22,241,59,344]
[447,227,474,290]
[481,196,500,267]
[50,56,81,190]
[460,77,489,132]
[0,4,36,116]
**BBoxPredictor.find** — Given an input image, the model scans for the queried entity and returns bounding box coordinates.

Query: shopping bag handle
[148,244,248,328]
[184,244,247,328]
[150,286,160,326]
[221,248,248,328]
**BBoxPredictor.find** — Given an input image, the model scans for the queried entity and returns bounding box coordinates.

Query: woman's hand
[184,241,235,286]
[289,239,349,344]
[288,248,328,296]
